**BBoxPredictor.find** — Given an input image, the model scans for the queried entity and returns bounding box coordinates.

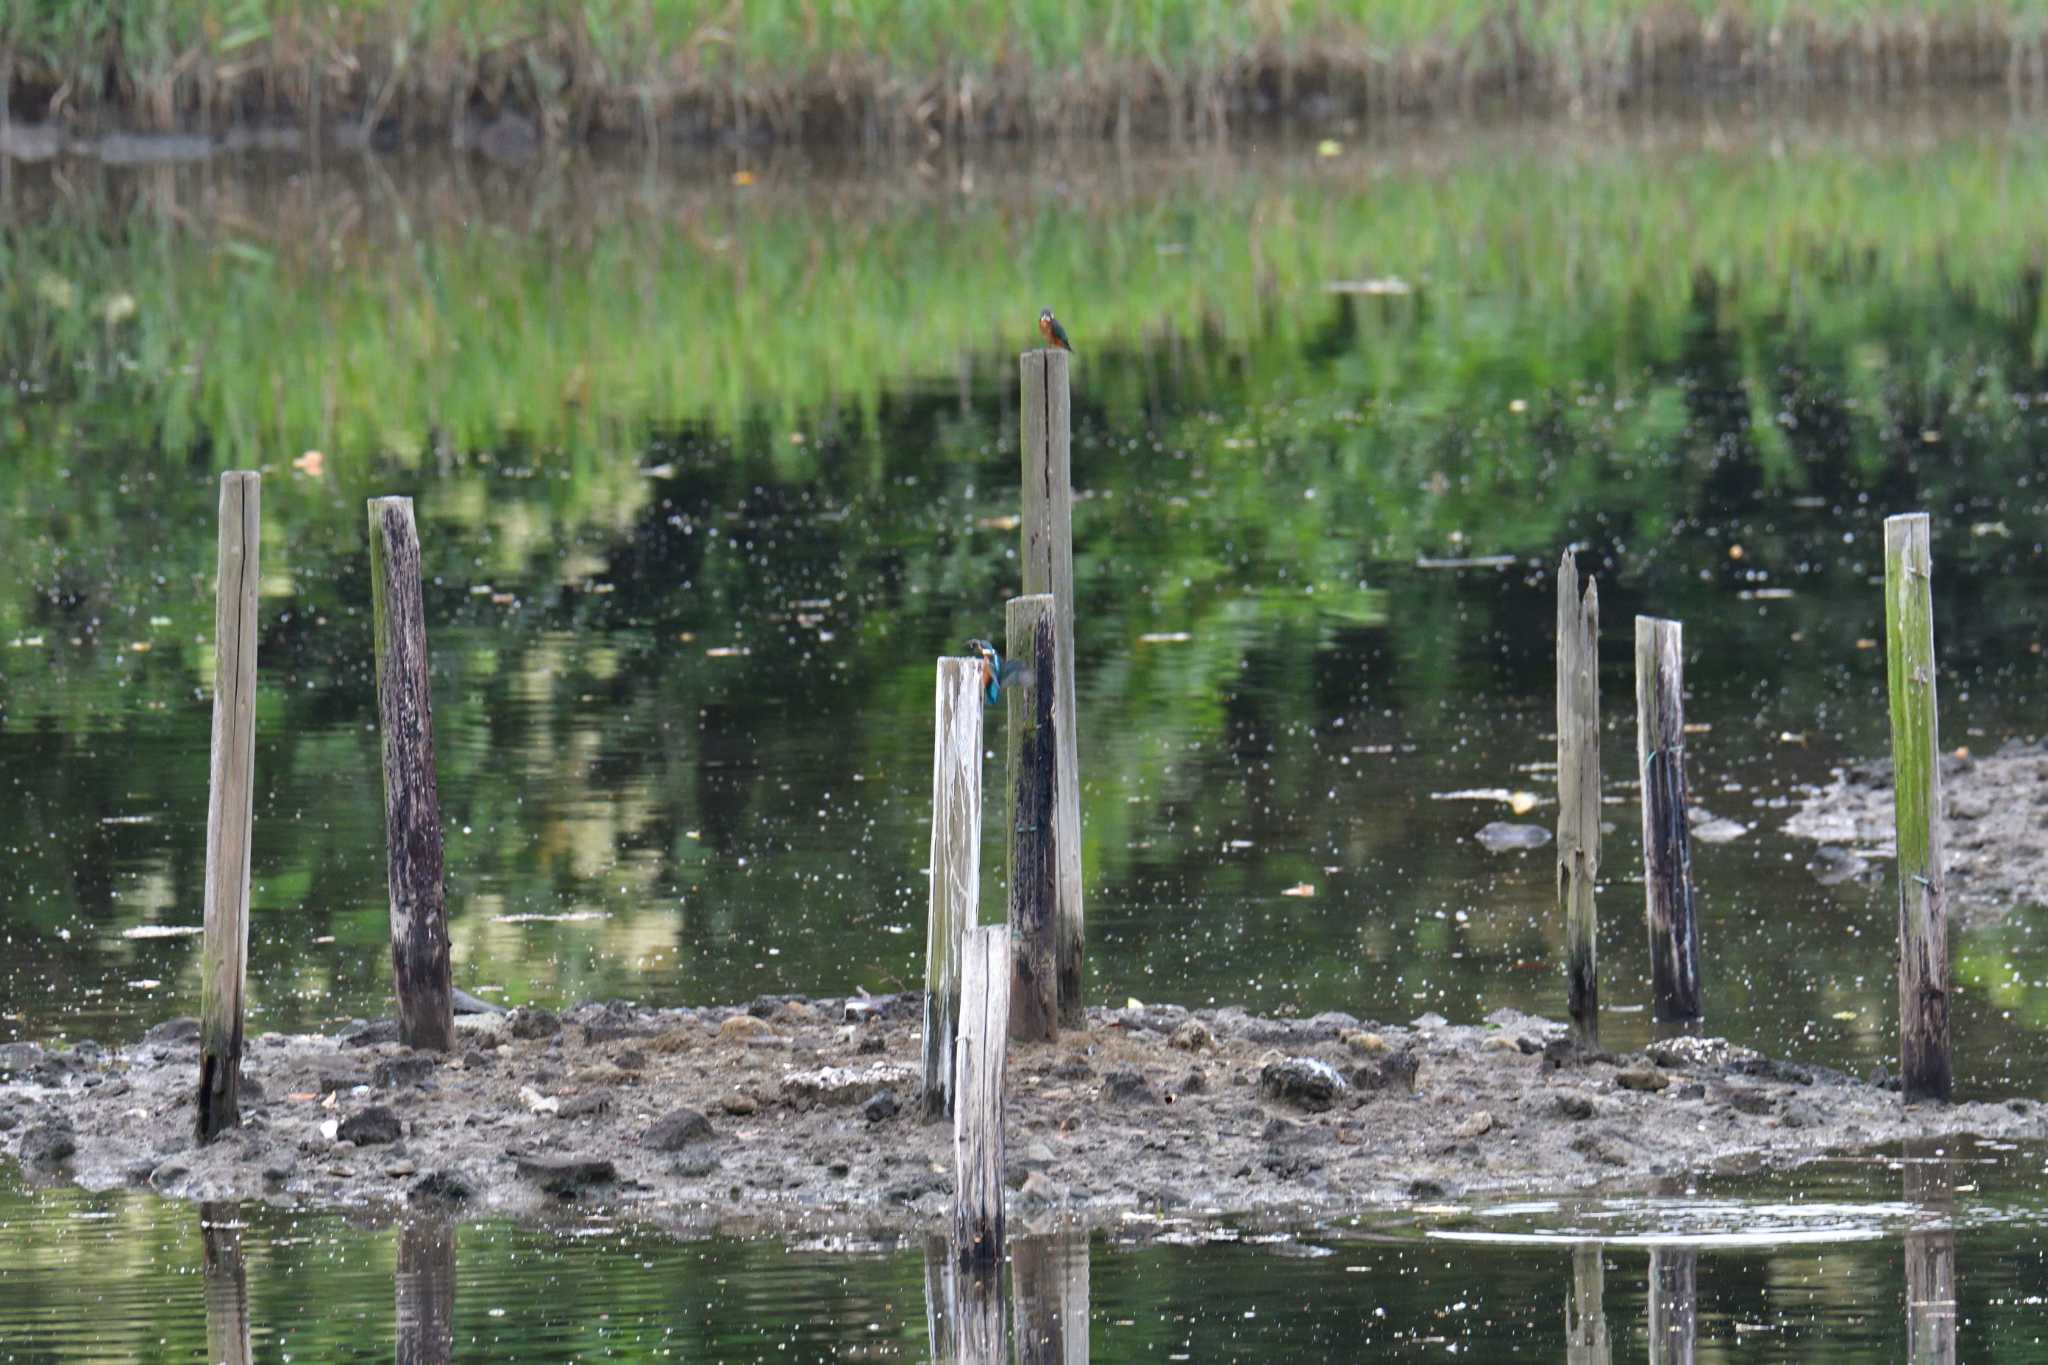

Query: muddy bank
[1786,737,2048,916]
[4,996,2041,1235]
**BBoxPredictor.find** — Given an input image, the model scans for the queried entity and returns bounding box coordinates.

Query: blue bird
[965,638,1030,705]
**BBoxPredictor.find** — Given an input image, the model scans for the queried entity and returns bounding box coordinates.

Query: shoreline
[4,995,2042,1236]
[3,10,2044,150]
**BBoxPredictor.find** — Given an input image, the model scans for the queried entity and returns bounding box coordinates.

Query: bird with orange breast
[1038,308,1074,354]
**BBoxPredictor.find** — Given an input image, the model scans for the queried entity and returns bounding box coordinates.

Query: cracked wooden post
[1006,593,1059,1043]
[198,471,259,1143]
[1635,616,1701,1025]
[200,1203,252,1365]
[368,496,455,1052]
[1020,348,1084,1029]
[954,924,1010,1269]
[1886,512,1952,1103]
[1557,550,1601,1048]
[923,656,985,1120]
[1565,1241,1608,1365]
[396,1215,457,1365]
[1648,1247,1697,1365]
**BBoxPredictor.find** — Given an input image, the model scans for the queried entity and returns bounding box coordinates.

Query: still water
[6,95,2048,1353]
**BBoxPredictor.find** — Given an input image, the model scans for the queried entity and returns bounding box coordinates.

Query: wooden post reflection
[200,1204,251,1365]
[1011,1228,1090,1364]
[922,1234,1007,1363]
[1647,1247,1696,1365]
[1905,1145,1958,1365]
[1566,1241,1609,1364]
[395,1215,456,1365]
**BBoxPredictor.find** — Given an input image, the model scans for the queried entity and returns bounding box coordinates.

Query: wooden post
[1012,1228,1090,1365]
[1565,1241,1608,1365]
[1635,617,1702,1024]
[1557,550,1601,1048]
[1904,1141,1957,1364]
[368,497,455,1052]
[954,924,1011,1268]
[198,471,259,1142]
[1006,594,1059,1043]
[1648,1247,1697,1365]
[396,1215,457,1365]
[1020,348,1084,1029]
[924,657,985,1120]
[1885,513,1952,1103]
[200,1204,252,1365]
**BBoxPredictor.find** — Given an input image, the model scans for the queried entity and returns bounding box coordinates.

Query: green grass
[1,0,2042,136]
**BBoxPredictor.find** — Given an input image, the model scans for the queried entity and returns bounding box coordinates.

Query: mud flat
[1786,737,2048,916]
[3,997,2041,1234]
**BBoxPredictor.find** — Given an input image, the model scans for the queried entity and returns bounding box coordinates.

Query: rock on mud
[1259,1057,1346,1111]
[643,1109,714,1151]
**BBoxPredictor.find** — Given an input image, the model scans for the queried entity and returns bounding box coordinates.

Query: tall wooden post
[1557,550,1601,1048]
[200,1204,252,1365]
[1885,513,1952,1103]
[1636,617,1702,1024]
[396,1215,457,1365]
[924,657,985,1120]
[1648,1247,1698,1365]
[368,497,455,1052]
[1565,1241,1608,1365]
[954,924,1011,1268]
[198,471,259,1142]
[1020,348,1084,1029]
[1006,594,1059,1043]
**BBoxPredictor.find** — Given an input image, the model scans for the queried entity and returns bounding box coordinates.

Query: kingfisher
[1038,308,1074,354]
[965,639,1030,705]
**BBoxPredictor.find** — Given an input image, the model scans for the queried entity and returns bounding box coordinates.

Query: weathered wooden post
[396,1215,457,1365]
[1885,513,1952,1103]
[1565,1241,1608,1365]
[1557,550,1601,1048]
[924,657,985,1120]
[954,923,1011,1268]
[1006,594,1059,1043]
[1635,617,1702,1025]
[200,1204,252,1365]
[1904,1140,1958,1364]
[1020,347,1084,1029]
[1648,1246,1698,1365]
[367,497,455,1052]
[1012,1227,1090,1365]
[198,471,260,1142]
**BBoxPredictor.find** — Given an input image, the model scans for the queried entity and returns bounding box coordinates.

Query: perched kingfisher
[966,639,1030,705]
[1038,308,1074,354]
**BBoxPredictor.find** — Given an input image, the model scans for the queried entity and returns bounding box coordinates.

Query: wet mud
[1786,737,2048,916]
[3,997,2041,1235]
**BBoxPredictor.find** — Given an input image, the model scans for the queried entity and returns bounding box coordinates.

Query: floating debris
[1137,632,1192,644]
[491,911,611,925]
[1415,554,1516,570]
[1324,277,1410,295]
[120,924,202,939]
[1280,883,1316,898]
[1474,822,1551,852]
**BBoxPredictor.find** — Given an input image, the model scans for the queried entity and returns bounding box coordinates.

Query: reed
[1,1,2042,141]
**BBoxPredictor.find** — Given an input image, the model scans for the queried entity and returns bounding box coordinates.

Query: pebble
[1616,1067,1671,1093]
[721,1092,759,1117]
[1452,1110,1494,1139]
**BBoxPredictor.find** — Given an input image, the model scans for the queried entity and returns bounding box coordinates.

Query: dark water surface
[2,1139,2045,1359]
[7,96,2048,1355]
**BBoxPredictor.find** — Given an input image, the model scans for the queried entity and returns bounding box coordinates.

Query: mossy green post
[923,657,984,1120]
[1557,550,1601,1048]
[197,471,259,1143]
[368,496,455,1053]
[1884,512,1951,1104]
